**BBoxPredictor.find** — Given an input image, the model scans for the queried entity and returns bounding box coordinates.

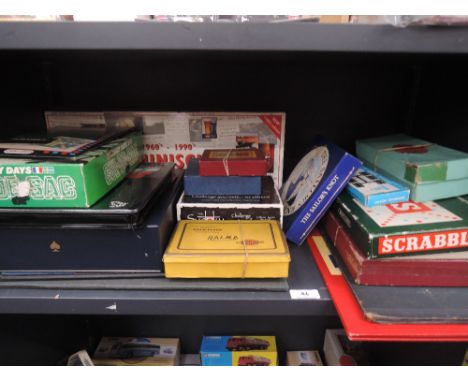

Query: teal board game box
[356,134,468,183]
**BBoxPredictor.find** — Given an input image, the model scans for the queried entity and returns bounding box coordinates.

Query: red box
[199,148,269,177]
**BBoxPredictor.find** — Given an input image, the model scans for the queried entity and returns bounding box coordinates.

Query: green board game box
[331,191,468,259]
[0,132,143,208]
[356,134,468,183]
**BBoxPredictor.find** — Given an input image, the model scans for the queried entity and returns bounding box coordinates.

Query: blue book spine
[184,175,262,196]
[285,154,361,245]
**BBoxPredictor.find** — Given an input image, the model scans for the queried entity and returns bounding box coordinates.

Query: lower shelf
[0,243,335,316]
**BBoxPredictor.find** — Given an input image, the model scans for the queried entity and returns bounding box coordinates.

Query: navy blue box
[0,170,183,276]
[184,158,262,196]
[281,136,362,245]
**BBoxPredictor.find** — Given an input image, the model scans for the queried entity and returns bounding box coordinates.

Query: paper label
[289,289,320,300]
[356,199,462,227]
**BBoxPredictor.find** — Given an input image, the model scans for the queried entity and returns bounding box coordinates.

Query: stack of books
[0,130,183,278]
[164,148,290,278]
[322,134,468,287]
[177,149,283,223]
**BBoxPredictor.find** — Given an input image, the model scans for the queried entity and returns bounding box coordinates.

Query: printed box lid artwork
[346,166,410,207]
[281,136,362,245]
[45,111,285,188]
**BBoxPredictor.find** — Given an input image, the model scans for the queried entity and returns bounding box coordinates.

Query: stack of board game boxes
[322,134,468,287]
[0,130,183,277]
[164,148,291,278]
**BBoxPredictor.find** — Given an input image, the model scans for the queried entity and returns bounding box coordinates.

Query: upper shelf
[0,243,335,316]
[1,22,468,54]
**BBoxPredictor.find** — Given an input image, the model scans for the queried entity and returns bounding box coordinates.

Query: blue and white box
[281,136,362,245]
[184,158,262,196]
[346,166,410,207]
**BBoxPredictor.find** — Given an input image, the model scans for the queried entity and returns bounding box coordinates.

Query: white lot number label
[289,289,320,300]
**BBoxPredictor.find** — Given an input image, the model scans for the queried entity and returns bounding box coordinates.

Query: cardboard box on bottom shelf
[92,337,180,366]
[0,132,143,208]
[286,350,323,366]
[323,329,368,366]
[201,336,277,366]
[163,220,290,278]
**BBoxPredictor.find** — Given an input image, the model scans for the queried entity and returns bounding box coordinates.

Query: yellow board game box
[163,220,290,278]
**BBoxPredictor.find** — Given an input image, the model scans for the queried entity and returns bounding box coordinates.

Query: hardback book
[163,220,290,278]
[177,176,283,224]
[0,163,175,228]
[322,210,468,286]
[0,168,183,276]
[361,158,468,202]
[199,148,269,176]
[281,135,361,245]
[332,191,468,259]
[356,134,468,183]
[184,158,262,196]
[0,132,143,208]
[346,166,410,207]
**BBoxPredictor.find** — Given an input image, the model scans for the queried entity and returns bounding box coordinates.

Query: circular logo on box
[282,146,329,216]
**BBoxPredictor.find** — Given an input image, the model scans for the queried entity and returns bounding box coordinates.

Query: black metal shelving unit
[0,244,333,316]
[0,22,468,365]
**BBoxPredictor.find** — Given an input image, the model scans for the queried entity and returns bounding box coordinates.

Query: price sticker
[289,289,320,300]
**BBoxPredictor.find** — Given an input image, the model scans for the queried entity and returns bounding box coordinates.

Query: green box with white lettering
[0,132,143,208]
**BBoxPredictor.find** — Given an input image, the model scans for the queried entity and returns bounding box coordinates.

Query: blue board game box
[281,136,362,245]
[184,158,262,196]
[346,166,410,207]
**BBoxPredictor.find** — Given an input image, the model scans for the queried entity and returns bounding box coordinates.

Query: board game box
[163,220,290,278]
[332,191,468,258]
[199,148,269,176]
[177,176,283,224]
[356,134,468,183]
[45,111,286,188]
[346,166,409,207]
[281,136,361,245]
[184,158,262,196]
[0,163,175,228]
[0,132,143,208]
[323,210,468,286]
[0,167,183,276]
